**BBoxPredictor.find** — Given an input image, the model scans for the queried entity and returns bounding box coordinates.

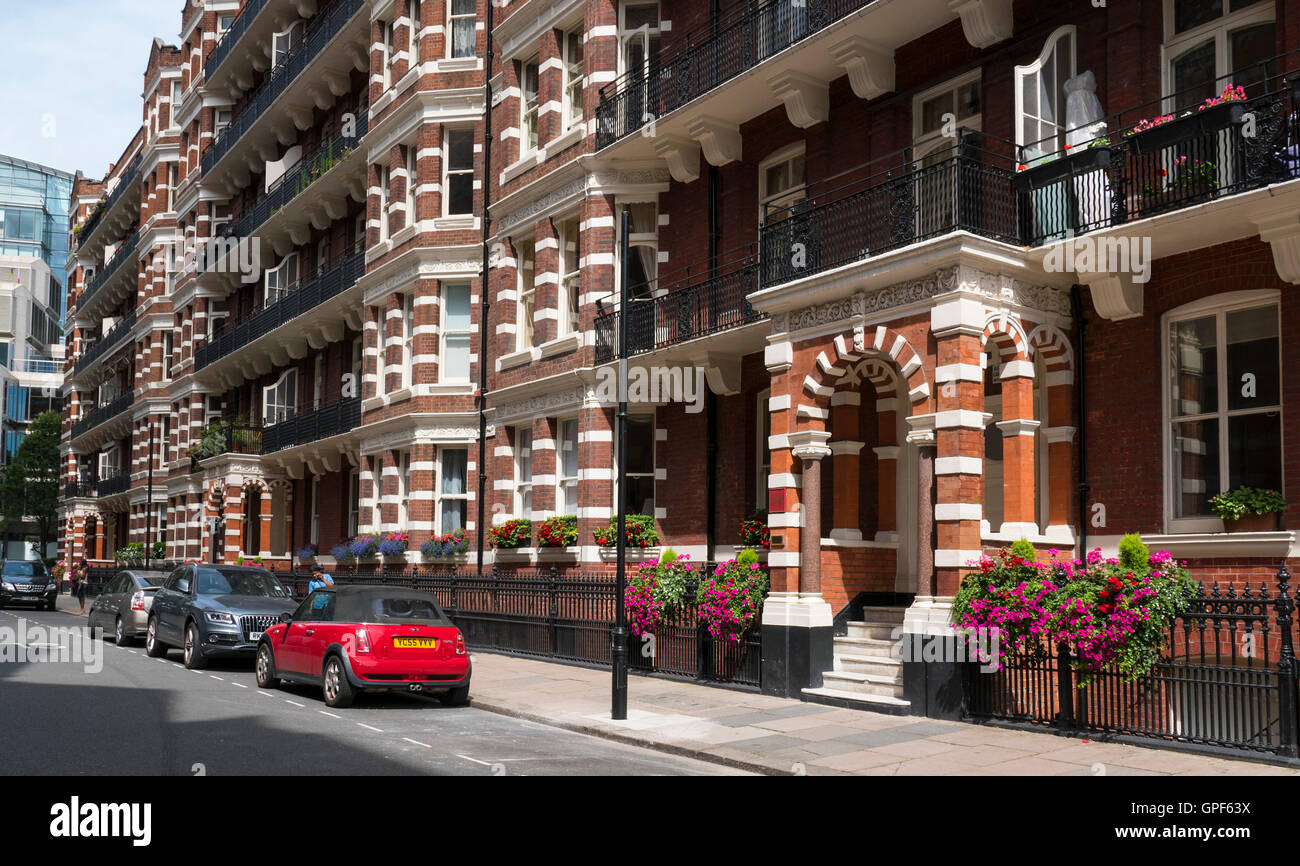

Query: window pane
[1229,24,1277,94]
[443,283,470,330]
[441,449,467,494]
[441,499,466,534]
[921,93,953,135]
[452,18,475,57]
[1229,412,1281,491]
[443,334,470,380]
[1174,0,1223,34]
[626,417,654,475]
[448,129,473,170]
[451,0,474,12]
[624,3,659,30]
[448,173,473,215]
[1169,315,1218,417]
[560,419,578,477]
[1172,40,1217,110]
[628,477,655,517]
[1173,419,1220,518]
[1226,306,1278,410]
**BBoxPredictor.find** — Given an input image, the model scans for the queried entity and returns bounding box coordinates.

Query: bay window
[514,427,533,518]
[437,448,469,534]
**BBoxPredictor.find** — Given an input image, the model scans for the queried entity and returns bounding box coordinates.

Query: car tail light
[455,631,467,656]
[355,628,371,653]
[130,591,146,611]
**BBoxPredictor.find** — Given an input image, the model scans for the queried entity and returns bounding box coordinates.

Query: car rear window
[141,576,164,587]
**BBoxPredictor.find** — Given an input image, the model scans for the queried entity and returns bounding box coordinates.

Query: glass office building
[0,153,74,317]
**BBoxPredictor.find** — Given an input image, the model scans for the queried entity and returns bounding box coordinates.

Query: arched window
[1015,25,1076,155]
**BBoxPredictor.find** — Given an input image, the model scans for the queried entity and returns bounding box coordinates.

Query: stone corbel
[294,0,318,18]
[287,105,314,131]
[767,70,829,129]
[829,36,895,101]
[703,355,742,396]
[286,223,312,247]
[652,135,701,184]
[308,86,334,112]
[948,0,1014,49]
[1252,210,1300,284]
[1085,271,1143,321]
[348,44,370,74]
[324,70,352,98]
[686,117,742,167]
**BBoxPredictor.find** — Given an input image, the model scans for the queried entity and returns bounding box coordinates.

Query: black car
[145,564,297,670]
[0,560,60,610]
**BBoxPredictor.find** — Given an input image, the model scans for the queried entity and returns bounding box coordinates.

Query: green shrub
[1118,533,1150,571]
[1009,538,1037,560]
[736,548,760,569]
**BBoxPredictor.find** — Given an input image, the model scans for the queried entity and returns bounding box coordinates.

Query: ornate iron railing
[70,391,135,439]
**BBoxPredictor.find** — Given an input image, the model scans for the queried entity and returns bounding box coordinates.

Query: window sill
[431,215,478,232]
[546,124,584,155]
[496,347,538,371]
[1138,531,1295,560]
[371,89,395,116]
[434,56,482,73]
[390,224,417,247]
[537,332,580,358]
[501,154,538,185]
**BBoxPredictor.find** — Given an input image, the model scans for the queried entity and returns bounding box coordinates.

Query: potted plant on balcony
[1014,135,1113,192]
[1125,84,1247,155]
[296,544,318,566]
[1209,488,1287,532]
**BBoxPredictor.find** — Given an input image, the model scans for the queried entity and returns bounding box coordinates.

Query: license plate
[248,632,263,642]
[393,637,437,649]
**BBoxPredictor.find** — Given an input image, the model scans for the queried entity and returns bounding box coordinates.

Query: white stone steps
[834,653,902,677]
[801,686,911,711]
[820,669,906,699]
[845,621,900,641]
[833,635,895,654]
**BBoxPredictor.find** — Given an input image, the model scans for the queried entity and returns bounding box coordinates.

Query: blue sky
[0,0,184,178]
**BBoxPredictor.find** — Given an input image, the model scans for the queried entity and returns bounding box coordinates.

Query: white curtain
[1065,71,1112,229]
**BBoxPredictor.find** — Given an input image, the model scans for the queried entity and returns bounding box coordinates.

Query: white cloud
[0,0,184,177]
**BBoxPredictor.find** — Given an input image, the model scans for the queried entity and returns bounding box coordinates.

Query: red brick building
[61,0,1300,712]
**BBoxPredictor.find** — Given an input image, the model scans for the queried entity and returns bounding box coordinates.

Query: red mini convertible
[256,585,471,708]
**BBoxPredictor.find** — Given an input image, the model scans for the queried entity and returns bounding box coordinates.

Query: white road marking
[357,723,384,733]
[402,738,432,748]
[209,675,224,681]
[284,700,305,707]
[127,650,138,655]
[456,754,492,766]
[231,682,247,688]
[319,711,341,719]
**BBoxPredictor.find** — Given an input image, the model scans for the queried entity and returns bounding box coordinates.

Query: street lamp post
[611,208,631,721]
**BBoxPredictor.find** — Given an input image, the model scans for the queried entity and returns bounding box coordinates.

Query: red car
[255,585,471,708]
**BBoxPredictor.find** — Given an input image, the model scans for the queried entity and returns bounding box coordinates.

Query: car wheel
[255,643,280,690]
[442,684,471,707]
[114,617,131,647]
[145,617,168,657]
[322,656,355,709]
[183,623,208,670]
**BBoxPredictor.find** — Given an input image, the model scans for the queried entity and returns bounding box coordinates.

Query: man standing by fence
[307,564,334,595]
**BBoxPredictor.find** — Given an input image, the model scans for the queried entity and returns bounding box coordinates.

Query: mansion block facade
[62,0,1300,705]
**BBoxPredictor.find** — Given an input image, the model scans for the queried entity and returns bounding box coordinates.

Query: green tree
[1,411,62,556]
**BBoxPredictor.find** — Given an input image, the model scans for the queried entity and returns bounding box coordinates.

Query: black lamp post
[611,208,631,720]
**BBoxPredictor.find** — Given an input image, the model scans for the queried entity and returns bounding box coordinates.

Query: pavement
[466,652,1300,777]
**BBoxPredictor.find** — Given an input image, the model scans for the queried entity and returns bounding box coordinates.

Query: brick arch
[1026,323,1074,373]
[981,312,1031,362]
[205,481,226,510]
[800,325,930,416]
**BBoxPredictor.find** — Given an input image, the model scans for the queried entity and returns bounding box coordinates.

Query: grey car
[0,560,60,610]
[145,564,297,669]
[87,570,165,646]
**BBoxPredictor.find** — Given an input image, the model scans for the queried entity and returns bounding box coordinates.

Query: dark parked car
[0,560,59,610]
[88,570,165,645]
[146,564,297,669]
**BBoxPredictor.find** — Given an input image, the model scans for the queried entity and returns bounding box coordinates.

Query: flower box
[1013,145,1112,192]
[536,546,581,561]
[1224,513,1280,533]
[598,546,661,564]
[1127,102,1245,155]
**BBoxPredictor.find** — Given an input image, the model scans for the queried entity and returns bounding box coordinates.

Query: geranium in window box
[489,519,532,549]
[378,532,409,558]
[1126,85,1246,155]
[738,509,772,550]
[348,535,380,560]
[537,516,578,548]
[421,529,469,558]
[1210,487,1287,532]
[1013,140,1113,192]
[594,514,659,548]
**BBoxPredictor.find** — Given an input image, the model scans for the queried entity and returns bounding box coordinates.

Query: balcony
[594,257,764,364]
[260,396,361,454]
[190,419,263,472]
[73,309,138,379]
[77,227,141,322]
[194,245,365,371]
[1015,62,1300,247]
[201,0,366,182]
[97,472,130,498]
[76,155,142,257]
[758,135,1019,290]
[71,391,135,440]
[205,0,271,82]
[64,480,95,499]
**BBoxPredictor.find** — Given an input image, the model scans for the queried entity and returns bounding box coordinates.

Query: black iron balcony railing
[97,472,130,498]
[76,154,142,250]
[1016,56,1300,247]
[202,111,368,276]
[260,396,362,454]
[74,309,138,377]
[596,0,871,149]
[71,391,135,439]
[195,245,366,370]
[190,418,263,470]
[205,0,272,78]
[64,480,95,499]
[78,227,141,314]
[594,256,764,364]
[760,135,1019,289]
[201,0,364,176]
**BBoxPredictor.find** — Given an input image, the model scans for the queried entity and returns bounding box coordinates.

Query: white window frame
[397,450,412,528]
[756,388,771,507]
[272,20,305,68]
[405,145,417,227]
[1014,25,1077,154]
[516,237,536,351]
[618,2,661,79]
[264,252,299,308]
[1161,0,1275,106]
[557,215,580,336]
[912,69,983,159]
[348,469,360,537]
[758,143,806,224]
[262,369,297,426]
[401,292,415,388]
[556,418,579,517]
[407,0,421,62]
[447,0,476,59]
[379,164,392,242]
[562,30,584,131]
[442,127,474,216]
[520,58,540,154]
[618,413,656,517]
[436,447,470,534]
[1161,289,1283,533]
[514,427,533,519]
[440,282,472,383]
[617,199,659,301]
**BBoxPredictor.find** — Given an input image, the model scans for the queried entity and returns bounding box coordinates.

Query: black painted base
[761,623,834,699]
[902,633,972,721]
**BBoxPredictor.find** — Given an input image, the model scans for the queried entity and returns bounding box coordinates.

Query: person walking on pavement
[75,560,90,613]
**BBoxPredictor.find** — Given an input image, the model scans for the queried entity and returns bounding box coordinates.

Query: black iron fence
[78,228,141,315]
[195,246,365,370]
[596,0,872,149]
[261,397,362,453]
[202,0,363,176]
[967,565,1300,759]
[74,309,138,376]
[205,0,270,77]
[71,391,135,439]
[76,154,141,251]
[593,258,764,364]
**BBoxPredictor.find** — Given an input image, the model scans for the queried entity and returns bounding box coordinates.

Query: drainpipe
[476,2,495,577]
[1072,284,1089,557]
[705,165,720,561]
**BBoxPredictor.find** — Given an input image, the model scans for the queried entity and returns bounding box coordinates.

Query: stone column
[997,364,1039,538]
